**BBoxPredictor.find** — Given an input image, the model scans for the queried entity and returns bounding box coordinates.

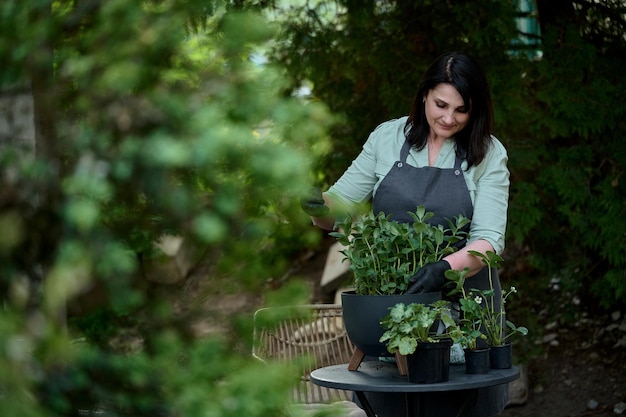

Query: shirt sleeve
[467,137,510,254]
[326,120,403,207]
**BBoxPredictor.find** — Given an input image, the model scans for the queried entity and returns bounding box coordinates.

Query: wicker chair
[252,304,357,404]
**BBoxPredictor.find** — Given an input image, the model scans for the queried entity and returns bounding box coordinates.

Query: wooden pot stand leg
[347,347,407,376]
[347,347,366,371]
[395,352,407,375]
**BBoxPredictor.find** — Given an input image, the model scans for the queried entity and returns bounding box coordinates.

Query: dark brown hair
[405,52,494,168]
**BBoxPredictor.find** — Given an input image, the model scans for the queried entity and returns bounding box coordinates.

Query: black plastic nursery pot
[406,339,453,383]
[489,343,513,369]
[464,347,490,374]
[341,290,441,358]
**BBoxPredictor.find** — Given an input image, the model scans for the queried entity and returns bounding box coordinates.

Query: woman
[302,52,510,417]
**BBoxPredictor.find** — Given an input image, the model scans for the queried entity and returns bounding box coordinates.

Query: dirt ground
[502,332,626,416]
[498,315,626,417]
[293,235,626,417]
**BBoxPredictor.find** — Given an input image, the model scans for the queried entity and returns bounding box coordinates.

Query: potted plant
[331,206,469,296]
[331,206,469,359]
[379,300,460,383]
[446,268,490,373]
[447,251,529,370]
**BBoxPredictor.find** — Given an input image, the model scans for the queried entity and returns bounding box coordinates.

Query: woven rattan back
[253,304,355,404]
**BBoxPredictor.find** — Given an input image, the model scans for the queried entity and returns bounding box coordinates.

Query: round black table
[310,362,520,417]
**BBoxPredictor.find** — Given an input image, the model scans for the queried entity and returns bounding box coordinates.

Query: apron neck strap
[454,147,466,170]
[400,140,412,163]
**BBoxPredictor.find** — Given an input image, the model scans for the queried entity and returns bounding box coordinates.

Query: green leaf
[397,336,417,355]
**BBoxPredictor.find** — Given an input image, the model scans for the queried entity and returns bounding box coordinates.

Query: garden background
[0,1,624,416]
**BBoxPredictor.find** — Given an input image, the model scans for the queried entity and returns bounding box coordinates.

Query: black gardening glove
[300,187,330,217]
[405,260,451,294]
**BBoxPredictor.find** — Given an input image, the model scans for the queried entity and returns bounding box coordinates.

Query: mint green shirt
[327,117,510,254]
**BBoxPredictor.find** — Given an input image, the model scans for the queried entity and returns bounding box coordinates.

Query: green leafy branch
[330,206,470,295]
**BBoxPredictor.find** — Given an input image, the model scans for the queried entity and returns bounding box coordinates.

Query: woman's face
[424,83,470,141]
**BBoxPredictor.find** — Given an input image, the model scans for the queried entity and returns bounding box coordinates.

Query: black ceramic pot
[406,339,453,383]
[489,342,513,369]
[341,290,441,358]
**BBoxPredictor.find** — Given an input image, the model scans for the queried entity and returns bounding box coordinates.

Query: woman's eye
[436,102,446,108]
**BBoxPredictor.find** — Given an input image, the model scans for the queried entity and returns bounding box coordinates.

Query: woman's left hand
[405,260,451,294]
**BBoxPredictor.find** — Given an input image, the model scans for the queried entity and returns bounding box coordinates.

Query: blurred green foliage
[0,1,333,416]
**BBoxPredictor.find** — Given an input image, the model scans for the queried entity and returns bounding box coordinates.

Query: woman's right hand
[300,187,330,217]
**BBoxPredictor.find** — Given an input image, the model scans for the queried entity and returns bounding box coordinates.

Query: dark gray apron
[359,139,508,417]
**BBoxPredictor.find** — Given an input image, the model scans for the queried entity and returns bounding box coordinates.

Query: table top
[310,362,519,393]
